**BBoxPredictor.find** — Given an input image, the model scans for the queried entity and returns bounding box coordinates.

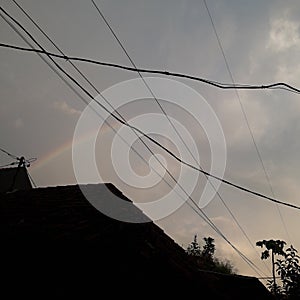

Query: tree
[256,240,300,299]
[256,239,286,295]
[276,245,300,299]
[200,236,216,270]
[186,235,236,275]
[186,234,201,256]
[202,237,215,260]
[213,257,236,275]
[256,239,286,297]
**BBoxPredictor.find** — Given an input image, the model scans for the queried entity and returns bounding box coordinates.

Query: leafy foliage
[257,239,300,299]
[256,239,286,298]
[213,257,236,275]
[256,239,286,258]
[276,246,300,299]
[202,237,215,260]
[186,234,201,257]
[186,235,236,275]
[266,279,284,296]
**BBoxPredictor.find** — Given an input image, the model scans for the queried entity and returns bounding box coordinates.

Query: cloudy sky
[1,0,300,282]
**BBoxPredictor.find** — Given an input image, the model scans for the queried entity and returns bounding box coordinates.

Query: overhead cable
[0,5,265,276]
[0,42,300,94]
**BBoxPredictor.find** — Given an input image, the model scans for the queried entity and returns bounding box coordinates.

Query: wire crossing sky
[91,0,272,274]
[0,4,267,277]
[1,0,300,280]
[1,39,299,212]
[203,0,292,245]
[1,42,300,94]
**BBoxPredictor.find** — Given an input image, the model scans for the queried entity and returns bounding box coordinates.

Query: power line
[0,147,18,159]
[91,0,270,274]
[17,1,226,240]
[1,42,300,211]
[8,1,215,241]
[90,0,209,187]
[10,0,187,188]
[1,42,300,95]
[10,0,157,171]
[0,16,89,106]
[42,8,266,276]
[0,18,296,255]
[8,1,225,231]
[203,0,293,245]
[0,6,266,277]
[11,0,101,96]
[257,276,281,279]
[90,0,270,273]
[9,1,191,212]
[92,0,210,201]
[1,29,300,212]
[0,7,164,192]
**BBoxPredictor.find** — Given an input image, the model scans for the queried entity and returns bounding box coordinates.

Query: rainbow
[31,117,125,172]
[32,125,113,172]
[31,138,74,171]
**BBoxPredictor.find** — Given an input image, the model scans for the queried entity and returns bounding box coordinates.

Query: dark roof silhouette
[0,183,274,299]
[0,166,32,193]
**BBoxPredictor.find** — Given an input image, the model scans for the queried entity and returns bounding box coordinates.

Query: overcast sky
[1,0,300,281]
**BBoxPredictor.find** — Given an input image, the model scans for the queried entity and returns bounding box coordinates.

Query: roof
[0,183,274,299]
[0,166,32,193]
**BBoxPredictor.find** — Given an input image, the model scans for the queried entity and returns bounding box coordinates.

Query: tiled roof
[0,183,274,299]
[0,183,151,241]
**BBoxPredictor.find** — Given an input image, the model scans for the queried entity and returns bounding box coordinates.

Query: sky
[1,0,300,283]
